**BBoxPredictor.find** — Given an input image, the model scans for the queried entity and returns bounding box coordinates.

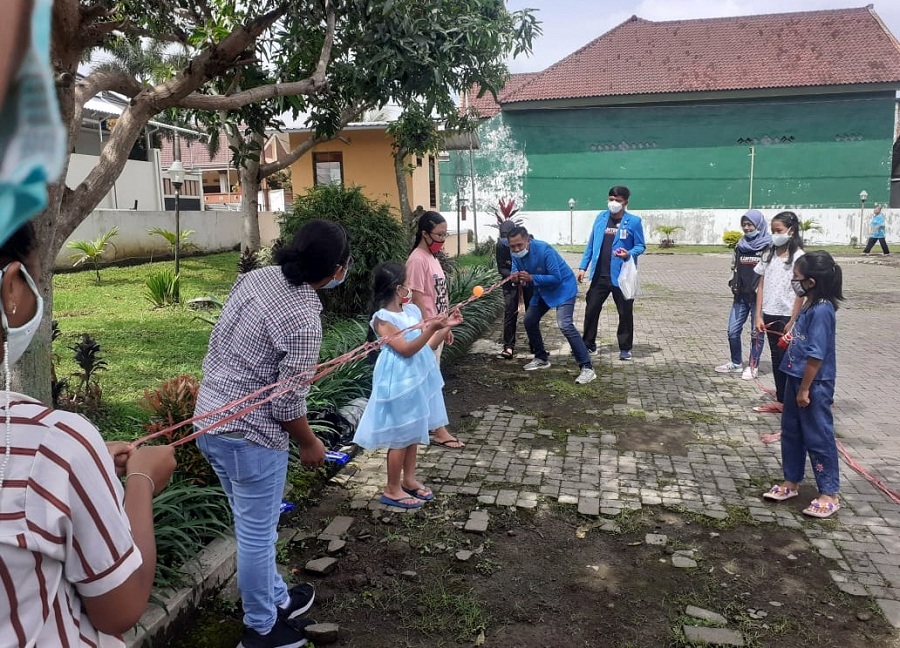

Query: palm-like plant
[655,224,683,248]
[799,218,823,244]
[148,227,199,254]
[67,226,119,283]
[493,198,523,227]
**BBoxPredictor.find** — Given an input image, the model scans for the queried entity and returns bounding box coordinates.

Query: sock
[278,594,291,610]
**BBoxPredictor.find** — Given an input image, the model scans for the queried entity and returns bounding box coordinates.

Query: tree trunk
[393,148,413,231]
[240,164,262,252]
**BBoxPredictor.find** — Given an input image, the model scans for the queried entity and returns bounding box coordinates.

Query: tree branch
[259,105,364,178]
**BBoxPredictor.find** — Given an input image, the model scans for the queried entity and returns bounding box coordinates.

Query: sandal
[753,402,784,414]
[498,347,514,359]
[762,484,799,501]
[802,499,840,518]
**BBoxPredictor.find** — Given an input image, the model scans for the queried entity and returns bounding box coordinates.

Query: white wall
[67,152,164,211]
[55,210,244,269]
[469,208,899,247]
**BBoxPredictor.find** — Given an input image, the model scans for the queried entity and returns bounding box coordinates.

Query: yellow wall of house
[287,129,438,217]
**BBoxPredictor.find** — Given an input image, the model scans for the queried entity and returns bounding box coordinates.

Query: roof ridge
[640,5,872,27]
[866,4,900,56]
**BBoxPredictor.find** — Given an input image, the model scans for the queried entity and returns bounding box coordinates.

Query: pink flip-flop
[762,485,799,502]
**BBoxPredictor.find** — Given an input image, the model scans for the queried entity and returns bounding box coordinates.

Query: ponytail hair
[276,220,350,286]
[412,211,446,251]
[371,262,406,311]
[795,251,844,310]
[766,210,804,266]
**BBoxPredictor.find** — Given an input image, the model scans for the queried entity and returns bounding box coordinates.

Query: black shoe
[238,618,315,648]
[278,583,316,620]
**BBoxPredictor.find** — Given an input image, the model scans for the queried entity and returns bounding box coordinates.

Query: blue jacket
[579,210,646,285]
[511,239,577,308]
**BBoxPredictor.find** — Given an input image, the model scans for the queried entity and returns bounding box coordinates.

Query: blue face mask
[499,237,509,247]
[511,248,529,259]
[744,230,759,239]
[0,0,65,246]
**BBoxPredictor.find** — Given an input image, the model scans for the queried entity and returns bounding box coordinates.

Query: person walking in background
[715,209,771,380]
[762,251,843,519]
[862,204,890,256]
[353,262,462,509]
[577,186,646,361]
[406,211,465,449]
[508,226,597,385]
[496,219,533,359]
[753,211,805,415]
[195,220,351,648]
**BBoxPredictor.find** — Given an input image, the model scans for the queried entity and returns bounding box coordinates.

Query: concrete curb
[123,535,237,647]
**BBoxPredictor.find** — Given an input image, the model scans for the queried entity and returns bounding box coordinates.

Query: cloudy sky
[505,0,900,73]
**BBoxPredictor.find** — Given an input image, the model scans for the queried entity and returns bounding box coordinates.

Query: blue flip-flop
[402,486,434,501]
[379,494,423,509]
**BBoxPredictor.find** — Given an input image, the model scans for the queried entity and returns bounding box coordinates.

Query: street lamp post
[859,189,868,247]
[168,159,185,275]
[568,198,576,245]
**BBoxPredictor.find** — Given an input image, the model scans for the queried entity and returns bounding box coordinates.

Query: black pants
[762,313,790,403]
[502,284,533,350]
[863,237,890,254]
[582,274,634,352]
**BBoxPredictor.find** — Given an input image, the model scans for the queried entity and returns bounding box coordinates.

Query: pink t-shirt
[405,247,449,319]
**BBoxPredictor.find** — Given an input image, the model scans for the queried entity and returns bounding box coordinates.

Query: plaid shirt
[195,266,323,451]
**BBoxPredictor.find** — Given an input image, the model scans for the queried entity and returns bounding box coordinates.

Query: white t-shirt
[754,248,805,316]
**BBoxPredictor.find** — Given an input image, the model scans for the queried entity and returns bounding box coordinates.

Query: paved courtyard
[343,252,900,627]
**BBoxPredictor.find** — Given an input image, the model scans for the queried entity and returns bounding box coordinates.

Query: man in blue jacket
[577,186,646,360]
[508,226,596,384]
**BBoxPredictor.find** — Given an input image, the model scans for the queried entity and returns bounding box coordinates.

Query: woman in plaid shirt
[195,220,352,648]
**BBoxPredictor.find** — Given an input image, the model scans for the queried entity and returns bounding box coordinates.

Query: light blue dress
[352,304,448,450]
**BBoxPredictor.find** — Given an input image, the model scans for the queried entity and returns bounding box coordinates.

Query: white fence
[465,208,898,247]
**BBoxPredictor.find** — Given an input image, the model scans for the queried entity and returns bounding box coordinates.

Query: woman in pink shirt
[405,211,465,449]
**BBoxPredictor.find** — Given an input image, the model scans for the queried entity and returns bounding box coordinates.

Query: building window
[416,156,423,167]
[313,152,344,186]
[428,155,437,208]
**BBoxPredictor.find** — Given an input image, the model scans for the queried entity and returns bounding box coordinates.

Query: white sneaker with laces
[523,358,551,371]
[741,366,758,380]
[575,367,596,384]
[714,362,742,374]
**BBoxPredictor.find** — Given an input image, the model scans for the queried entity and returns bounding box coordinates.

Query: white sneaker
[523,358,551,371]
[575,367,596,384]
[741,366,758,380]
[714,362,742,374]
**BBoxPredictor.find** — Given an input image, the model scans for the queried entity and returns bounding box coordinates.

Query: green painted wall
[440,94,895,212]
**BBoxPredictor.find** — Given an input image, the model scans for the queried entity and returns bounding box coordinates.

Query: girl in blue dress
[353,262,463,509]
[762,251,843,518]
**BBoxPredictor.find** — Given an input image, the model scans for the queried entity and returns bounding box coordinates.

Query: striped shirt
[0,394,142,647]
[194,266,324,451]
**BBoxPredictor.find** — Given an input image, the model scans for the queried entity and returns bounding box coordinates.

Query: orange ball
[472,285,484,297]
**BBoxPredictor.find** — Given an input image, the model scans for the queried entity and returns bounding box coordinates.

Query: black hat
[498,220,516,237]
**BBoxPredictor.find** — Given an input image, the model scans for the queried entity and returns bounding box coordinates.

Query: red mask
[400,287,413,305]
[428,240,444,254]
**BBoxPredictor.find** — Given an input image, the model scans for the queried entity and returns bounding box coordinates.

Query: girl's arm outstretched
[376,315,448,358]
[427,309,463,349]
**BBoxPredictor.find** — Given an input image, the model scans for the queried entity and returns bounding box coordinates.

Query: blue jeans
[781,377,840,495]
[727,296,764,366]
[524,296,592,368]
[197,433,289,633]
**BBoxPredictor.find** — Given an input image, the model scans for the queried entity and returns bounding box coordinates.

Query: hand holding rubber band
[130,276,512,449]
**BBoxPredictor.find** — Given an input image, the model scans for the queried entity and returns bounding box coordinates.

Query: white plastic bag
[618,257,639,300]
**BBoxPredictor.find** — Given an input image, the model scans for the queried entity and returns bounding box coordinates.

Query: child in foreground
[353,262,463,509]
[762,251,842,518]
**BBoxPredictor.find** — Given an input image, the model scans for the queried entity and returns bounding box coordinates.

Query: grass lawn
[53,252,240,438]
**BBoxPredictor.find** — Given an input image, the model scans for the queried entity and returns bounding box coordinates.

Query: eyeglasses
[429,232,448,241]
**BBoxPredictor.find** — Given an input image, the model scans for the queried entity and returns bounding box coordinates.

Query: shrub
[63,333,107,415]
[140,375,213,485]
[280,185,409,318]
[144,268,181,307]
[655,224,683,248]
[67,226,119,283]
[472,236,496,256]
[442,263,504,363]
[722,230,742,248]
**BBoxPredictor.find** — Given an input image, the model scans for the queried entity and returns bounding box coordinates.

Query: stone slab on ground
[305,557,339,575]
[876,598,900,629]
[682,625,745,646]
[319,515,355,540]
[305,623,341,645]
[685,605,728,626]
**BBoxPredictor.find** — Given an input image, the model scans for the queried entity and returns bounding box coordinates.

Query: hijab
[735,209,771,254]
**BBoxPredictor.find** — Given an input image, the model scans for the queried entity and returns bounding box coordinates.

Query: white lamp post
[568,197,576,245]
[168,158,185,276]
[859,189,868,247]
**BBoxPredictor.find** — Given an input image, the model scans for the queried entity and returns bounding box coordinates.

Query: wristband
[125,472,156,493]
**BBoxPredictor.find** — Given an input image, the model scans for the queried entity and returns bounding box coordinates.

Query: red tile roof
[462,73,540,117]
[502,7,900,105]
[159,133,232,168]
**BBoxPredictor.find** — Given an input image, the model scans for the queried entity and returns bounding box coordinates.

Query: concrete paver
[344,253,900,625]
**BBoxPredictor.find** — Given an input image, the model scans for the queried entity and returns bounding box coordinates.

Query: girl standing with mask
[752,211,805,414]
[405,211,464,449]
[715,210,771,379]
[353,263,461,509]
[195,219,351,648]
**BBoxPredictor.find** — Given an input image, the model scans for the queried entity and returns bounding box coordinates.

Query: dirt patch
[170,345,897,647]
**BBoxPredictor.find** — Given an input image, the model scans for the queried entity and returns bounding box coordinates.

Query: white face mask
[1,264,43,368]
[771,232,791,247]
[607,200,624,215]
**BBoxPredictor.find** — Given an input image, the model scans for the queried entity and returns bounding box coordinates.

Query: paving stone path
[342,252,900,628]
